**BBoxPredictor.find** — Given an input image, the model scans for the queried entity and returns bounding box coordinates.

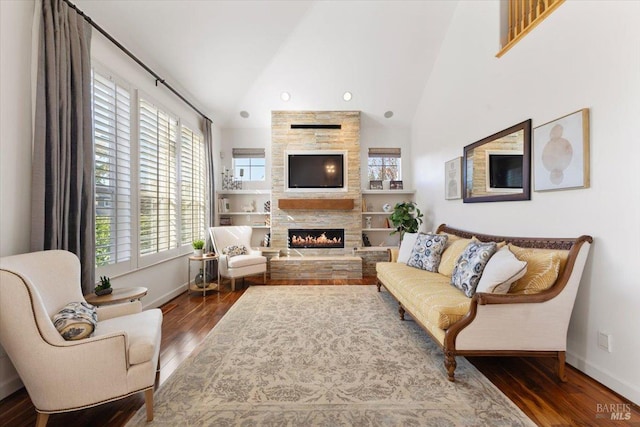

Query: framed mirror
[463,119,531,203]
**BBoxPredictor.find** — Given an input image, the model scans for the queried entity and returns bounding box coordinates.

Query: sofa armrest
[389,247,399,263]
[96,300,142,321]
[218,254,229,275]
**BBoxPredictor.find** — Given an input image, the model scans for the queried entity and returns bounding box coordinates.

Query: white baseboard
[567,351,640,405]
[0,369,23,401]
[142,284,188,310]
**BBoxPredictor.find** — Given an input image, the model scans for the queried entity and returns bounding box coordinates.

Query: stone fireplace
[271,111,361,257]
[288,228,345,249]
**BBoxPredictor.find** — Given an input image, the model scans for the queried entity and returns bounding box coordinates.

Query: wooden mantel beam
[278,198,355,211]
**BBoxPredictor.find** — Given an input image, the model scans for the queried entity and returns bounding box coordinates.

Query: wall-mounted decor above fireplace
[285,150,348,192]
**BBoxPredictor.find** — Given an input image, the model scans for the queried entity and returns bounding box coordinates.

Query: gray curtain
[203,118,216,254]
[31,0,95,294]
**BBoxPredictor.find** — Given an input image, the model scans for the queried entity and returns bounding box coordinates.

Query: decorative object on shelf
[533,108,589,192]
[219,216,232,226]
[445,157,462,200]
[362,198,367,212]
[382,180,391,190]
[382,203,392,212]
[265,215,271,227]
[192,239,205,257]
[390,201,424,241]
[369,180,383,190]
[264,200,271,212]
[362,233,371,247]
[95,276,113,296]
[221,168,242,190]
[263,233,271,247]
[195,268,205,288]
[242,200,256,212]
[221,198,230,213]
[365,217,372,229]
[390,180,403,190]
[384,218,391,228]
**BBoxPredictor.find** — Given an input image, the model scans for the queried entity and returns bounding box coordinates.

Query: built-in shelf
[364,228,395,232]
[217,189,271,195]
[362,211,392,215]
[219,212,271,216]
[361,189,415,195]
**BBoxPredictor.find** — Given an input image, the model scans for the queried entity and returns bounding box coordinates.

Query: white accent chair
[0,250,162,427]
[209,226,267,291]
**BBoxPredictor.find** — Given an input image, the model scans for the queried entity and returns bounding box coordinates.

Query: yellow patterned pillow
[508,244,562,294]
[438,238,472,276]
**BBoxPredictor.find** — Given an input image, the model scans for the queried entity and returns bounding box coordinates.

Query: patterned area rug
[127,286,535,426]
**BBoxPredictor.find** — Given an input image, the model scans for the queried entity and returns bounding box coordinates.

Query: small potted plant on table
[192,239,205,257]
[95,276,113,296]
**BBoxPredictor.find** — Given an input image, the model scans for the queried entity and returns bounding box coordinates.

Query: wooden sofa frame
[377,224,593,382]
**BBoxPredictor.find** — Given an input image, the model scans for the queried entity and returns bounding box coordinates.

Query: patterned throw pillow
[508,244,562,294]
[450,241,498,297]
[52,301,98,341]
[406,233,448,272]
[223,245,248,258]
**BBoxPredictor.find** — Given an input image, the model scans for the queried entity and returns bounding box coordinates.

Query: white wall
[0,0,36,400]
[0,0,221,399]
[411,1,640,404]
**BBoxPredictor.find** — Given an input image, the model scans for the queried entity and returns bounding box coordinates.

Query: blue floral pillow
[406,233,448,272]
[450,241,498,297]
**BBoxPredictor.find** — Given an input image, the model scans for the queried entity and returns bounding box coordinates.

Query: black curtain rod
[62,0,212,123]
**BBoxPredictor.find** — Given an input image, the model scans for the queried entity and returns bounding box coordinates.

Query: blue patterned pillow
[406,233,449,272]
[450,241,498,297]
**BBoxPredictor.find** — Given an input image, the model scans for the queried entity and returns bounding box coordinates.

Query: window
[92,65,206,272]
[232,148,265,181]
[180,127,205,243]
[139,98,179,256]
[368,147,402,181]
[92,70,132,267]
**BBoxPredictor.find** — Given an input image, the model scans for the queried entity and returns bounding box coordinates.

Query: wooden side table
[85,286,148,307]
[188,253,219,296]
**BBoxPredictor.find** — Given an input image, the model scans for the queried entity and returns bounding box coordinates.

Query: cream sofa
[376,224,592,382]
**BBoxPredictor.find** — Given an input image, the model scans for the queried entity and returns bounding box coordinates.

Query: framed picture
[390,180,403,190]
[369,180,383,190]
[445,157,462,200]
[533,108,589,191]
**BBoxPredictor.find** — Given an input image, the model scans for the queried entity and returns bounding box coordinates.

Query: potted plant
[389,201,423,241]
[95,276,113,296]
[192,239,205,257]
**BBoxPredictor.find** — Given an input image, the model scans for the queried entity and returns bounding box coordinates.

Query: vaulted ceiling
[76,0,458,129]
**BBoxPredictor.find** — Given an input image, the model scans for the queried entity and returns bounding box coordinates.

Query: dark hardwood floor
[1,278,638,426]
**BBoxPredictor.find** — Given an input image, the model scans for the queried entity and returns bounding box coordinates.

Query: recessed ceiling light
[280,92,291,102]
[343,91,352,102]
[240,111,250,118]
[384,111,394,118]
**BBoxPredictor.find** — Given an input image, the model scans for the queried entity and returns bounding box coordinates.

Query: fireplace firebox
[288,228,345,249]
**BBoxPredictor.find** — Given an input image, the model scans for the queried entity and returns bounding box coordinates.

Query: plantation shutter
[92,70,132,266]
[139,99,178,255]
[180,126,206,243]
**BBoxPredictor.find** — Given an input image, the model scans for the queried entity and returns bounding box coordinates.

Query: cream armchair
[209,226,267,291]
[0,250,162,426]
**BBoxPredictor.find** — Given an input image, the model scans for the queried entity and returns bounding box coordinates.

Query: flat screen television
[488,154,523,189]
[287,152,345,189]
